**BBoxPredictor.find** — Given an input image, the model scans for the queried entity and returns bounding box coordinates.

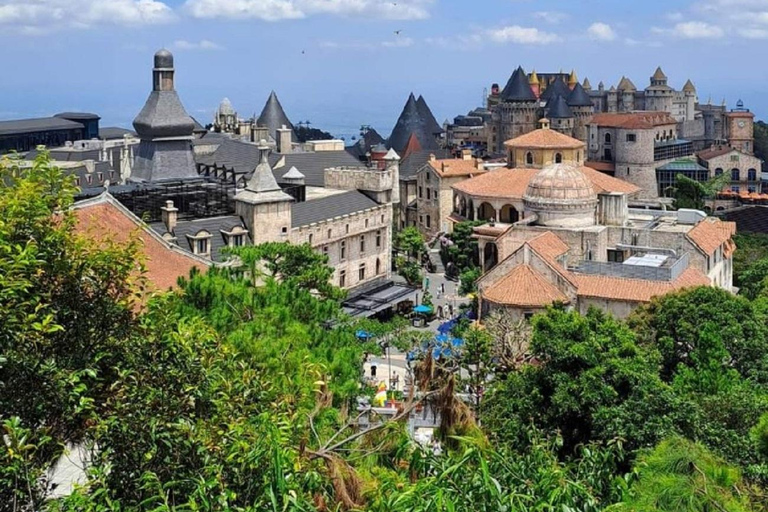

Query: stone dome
[218,97,235,116]
[523,163,598,228]
[154,49,174,69]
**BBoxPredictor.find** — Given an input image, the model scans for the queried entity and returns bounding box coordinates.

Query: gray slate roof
[0,117,85,136]
[499,67,537,102]
[99,127,137,140]
[546,95,574,119]
[257,91,296,142]
[399,148,452,180]
[150,215,248,262]
[416,95,443,135]
[272,150,363,187]
[567,82,594,107]
[292,190,379,228]
[388,93,440,154]
[539,77,571,102]
[133,91,196,139]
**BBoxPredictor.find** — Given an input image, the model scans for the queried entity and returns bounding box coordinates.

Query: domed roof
[524,163,597,212]
[154,49,174,69]
[218,97,235,116]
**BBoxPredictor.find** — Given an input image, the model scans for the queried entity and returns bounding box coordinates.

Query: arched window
[555,153,563,164]
[604,133,612,144]
[748,168,757,181]
[715,168,723,176]
[526,152,534,165]
[731,168,740,181]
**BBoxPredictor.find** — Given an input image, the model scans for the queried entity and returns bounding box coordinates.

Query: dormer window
[196,238,209,255]
[231,234,244,247]
[97,172,104,182]
[85,175,93,185]
[187,230,213,257]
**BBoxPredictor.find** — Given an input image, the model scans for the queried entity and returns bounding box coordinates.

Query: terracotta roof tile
[453,167,539,198]
[73,196,208,293]
[698,146,738,160]
[580,166,641,195]
[483,264,570,307]
[572,267,710,303]
[589,111,677,129]
[504,128,584,149]
[584,161,615,172]
[686,217,737,256]
[427,157,486,178]
[527,231,569,261]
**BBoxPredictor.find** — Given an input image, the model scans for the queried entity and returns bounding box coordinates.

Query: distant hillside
[295,125,335,143]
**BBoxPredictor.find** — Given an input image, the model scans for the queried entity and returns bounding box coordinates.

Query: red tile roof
[590,111,677,129]
[483,264,570,307]
[428,157,486,178]
[698,145,738,160]
[572,267,710,303]
[580,166,641,195]
[401,133,422,159]
[584,161,615,172]
[686,217,737,256]
[73,194,209,294]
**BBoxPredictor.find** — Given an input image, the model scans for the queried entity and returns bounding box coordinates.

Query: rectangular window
[97,172,104,182]
[85,175,92,185]
[196,239,208,255]
[418,186,423,198]
[360,235,365,254]
[358,264,366,281]
[426,188,430,200]
[626,134,636,142]
[231,234,244,247]
[328,228,332,238]
[339,270,346,288]
[376,230,381,248]
[340,240,346,260]
[607,249,625,263]
[308,233,313,245]
[731,185,740,192]
[731,155,739,162]
[322,245,329,257]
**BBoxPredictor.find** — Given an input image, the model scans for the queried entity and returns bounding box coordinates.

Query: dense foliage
[1,154,767,511]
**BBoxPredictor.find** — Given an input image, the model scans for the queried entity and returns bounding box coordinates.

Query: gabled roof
[388,93,440,154]
[686,217,736,256]
[572,267,710,303]
[540,77,571,102]
[567,82,593,107]
[401,132,423,159]
[504,127,584,149]
[256,91,296,142]
[399,148,452,180]
[698,145,742,160]
[416,95,444,135]
[73,192,209,294]
[150,215,249,263]
[483,264,570,307]
[546,95,574,119]
[499,66,537,102]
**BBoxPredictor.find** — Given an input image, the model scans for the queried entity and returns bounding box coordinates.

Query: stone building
[698,145,762,194]
[414,151,487,238]
[0,112,101,154]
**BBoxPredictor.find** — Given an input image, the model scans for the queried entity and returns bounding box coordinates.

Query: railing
[573,252,690,281]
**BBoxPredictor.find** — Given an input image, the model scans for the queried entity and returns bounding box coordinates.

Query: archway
[483,243,498,271]
[555,152,563,164]
[478,202,496,222]
[500,204,519,224]
[468,199,475,220]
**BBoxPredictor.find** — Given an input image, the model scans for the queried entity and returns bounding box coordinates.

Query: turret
[529,70,540,98]
[568,69,578,90]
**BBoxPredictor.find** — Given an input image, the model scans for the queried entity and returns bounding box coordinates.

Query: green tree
[394,226,425,260]
[443,220,483,273]
[459,266,481,296]
[671,172,729,210]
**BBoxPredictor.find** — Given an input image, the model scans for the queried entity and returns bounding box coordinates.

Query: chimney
[429,153,436,161]
[461,149,472,160]
[161,200,178,233]
[277,125,292,154]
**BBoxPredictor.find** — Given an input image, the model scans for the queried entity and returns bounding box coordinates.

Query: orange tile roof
[73,194,209,293]
[590,111,677,129]
[580,166,641,195]
[572,267,710,303]
[584,161,615,172]
[686,217,737,256]
[483,264,570,307]
[527,231,569,261]
[504,128,584,149]
[428,157,486,178]
[452,166,638,199]
[698,145,738,160]
[452,167,536,198]
[401,133,422,159]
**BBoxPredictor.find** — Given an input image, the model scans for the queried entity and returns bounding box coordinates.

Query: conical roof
[567,82,593,107]
[384,148,401,161]
[546,95,574,119]
[256,91,295,142]
[583,77,592,91]
[499,66,537,102]
[617,76,637,92]
[417,95,443,135]
[540,77,571,101]
[282,166,305,180]
[568,69,578,86]
[388,93,439,153]
[683,79,696,93]
[246,141,282,193]
[651,67,667,81]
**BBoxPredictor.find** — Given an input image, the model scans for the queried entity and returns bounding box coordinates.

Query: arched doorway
[468,199,475,220]
[500,204,519,224]
[483,243,498,271]
[478,202,496,222]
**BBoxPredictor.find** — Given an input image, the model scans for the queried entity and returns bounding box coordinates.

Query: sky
[2,0,767,140]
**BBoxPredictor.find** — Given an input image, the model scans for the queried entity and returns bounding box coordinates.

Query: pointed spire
[568,69,578,87]
[651,66,667,81]
[567,82,593,107]
[257,91,295,142]
[245,140,281,193]
[416,95,443,136]
[388,93,438,153]
[683,79,696,93]
[546,95,574,119]
[540,75,571,101]
[384,148,400,161]
[583,77,592,91]
[529,70,539,84]
[499,66,537,102]
[617,76,637,92]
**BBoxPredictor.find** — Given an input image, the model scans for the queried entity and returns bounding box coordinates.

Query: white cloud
[0,0,174,30]
[587,22,617,41]
[173,39,223,50]
[673,20,725,38]
[486,25,561,45]
[183,0,433,21]
[531,11,568,24]
[319,36,414,50]
[382,36,414,47]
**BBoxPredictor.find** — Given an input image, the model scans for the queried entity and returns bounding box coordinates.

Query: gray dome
[218,97,235,116]
[154,49,174,69]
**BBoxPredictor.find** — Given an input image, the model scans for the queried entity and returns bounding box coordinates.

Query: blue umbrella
[435,334,449,344]
[442,348,453,358]
[452,338,465,348]
[437,320,454,334]
[356,330,372,340]
[414,305,433,314]
[432,347,442,360]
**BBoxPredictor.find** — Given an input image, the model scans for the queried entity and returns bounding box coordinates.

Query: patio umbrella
[435,334,449,344]
[414,304,433,314]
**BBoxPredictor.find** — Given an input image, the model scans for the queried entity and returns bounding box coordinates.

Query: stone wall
[324,167,394,200]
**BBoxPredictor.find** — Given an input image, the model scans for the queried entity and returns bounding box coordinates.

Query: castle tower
[234,140,294,245]
[214,98,238,133]
[257,91,296,145]
[644,67,674,114]
[130,49,198,182]
[583,77,592,92]
[568,69,578,90]
[616,77,636,111]
[567,82,594,142]
[384,148,401,204]
[492,66,539,152]
[725,100,755,155]
[682,79,697,122]
[546,95,574,136]
[529,70,540,98]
